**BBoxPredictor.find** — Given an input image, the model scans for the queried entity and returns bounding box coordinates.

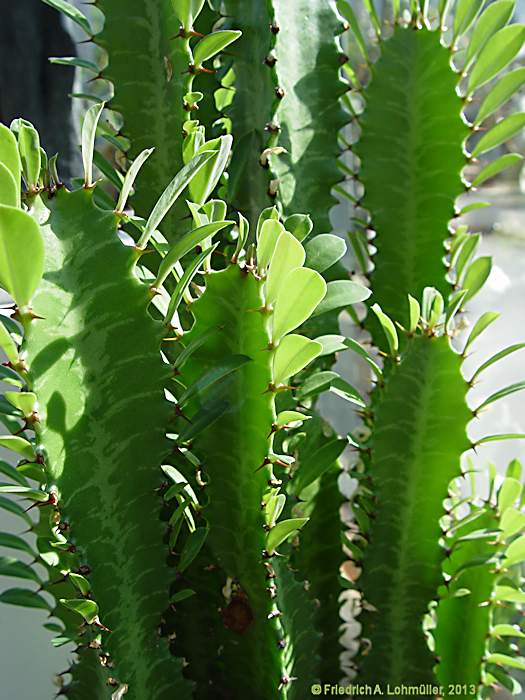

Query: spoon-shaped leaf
[0,124,21,199]
[0,163,17,207]
[0,205,44,307]
[271,267,326,341]
[272,335,322,385]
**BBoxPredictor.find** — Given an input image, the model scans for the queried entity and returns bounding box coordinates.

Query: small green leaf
[0,322,19,364]
[178,527,208,572]
[81,102,105,188]
[166,244,218,322]
[0,556,41,583]
[329,377,366,407]
[155,221,233,287]
[171,589,196,603]
[304,235,346,273]
[296,371,339,401]
[0,205,44,307]
[291,437,347,494]
[311,280,371,317]
[476,67,525,123]
[462,256,492,303]
[336,0,368,59]
[0,163,18,207]
[256,206,279,241]
[498,477,522,512]
[453,233,480,280]
[486,654,525,670]
[60,598,99,624]
[266,231,306,305]
[4,392,37,418]
[491,624,525,639]
[178,354,251,406]
[0,497,31,524]
[315,334,348,356]
[0,435,35,460]
[272,335,322,385]
[0,461,28,487]
[274,411,311,429]
[257,219,285,272]
[454,0,482,39]
[189,135,232,205]
[0,124,21,200]
[139,151,214,248]
[0,588,50,610]
[342,337,382,379]
[472,113,525,157]
[472,153,523,186]
[271,268,327,341]
[477,433,525,445]
[172,0,206,29]
[468,25,525,94]
[284,213,313,242]
[458,201,492,216]
[495,585,525,603]
[232,212,249,262]
[41,0,92,34]
[0,486,48,502]
[471,342,525,381]
[371,304,398,354]
[466,1,516,64]
[504,534,525,567]
[69,573,91,595]
[115,148,154,214]
[445,290,468,333]
[0,533,34,556]
[475,380,525,412]
[17,121,41,189]
[265,493,286,528]
[407,295,420,333]
[48,56,99,72]
[500,507,525,538]
[266,518,308,554]
[464,311,499,352]
[193,30,241,66]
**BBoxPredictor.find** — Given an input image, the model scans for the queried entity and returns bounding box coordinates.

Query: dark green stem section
[25,188,190,699]
[357,335,471,684]
[272,0,346,235]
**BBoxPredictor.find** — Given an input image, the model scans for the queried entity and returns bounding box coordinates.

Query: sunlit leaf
[468,25,525,94]
[0,205,44,307]
[266,518,308,553]
[272,335,322,385]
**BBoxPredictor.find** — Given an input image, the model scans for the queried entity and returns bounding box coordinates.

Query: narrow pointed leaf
[166,244,218,322]
[155,221,233,287]
[0,557,41,583]
[291,437,347,495]
[81,102,105,188]
[115,148,154,214]
[371,304,398,354]
[189,135,233,205]
[48,56,99,72]
[498,477,522,512]
[139,152,214,248]
[0,533,34,556]
[0,435,35,460]
[193,30,241,67]
[462,256,492,303]
[0,321,18,364]
[266,518,308,554]
[472,113,525,157]
[178,354,251,406]
[471,342,525,381]
[476,67,525,123]
[476,433,525,445]
[466,1,516,64]
[454,0,483,39]
[0,486,48,502]
[476,381,525,412]
[0,497,31,524]
[468,25,525,94]
[464,311,499,352]
[42,0,92,34]
[472,153,523,186]
[257,220,285,272]
[0,588,50,610]
[178,527,208,572]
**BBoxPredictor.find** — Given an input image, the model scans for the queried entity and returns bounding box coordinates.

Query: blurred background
[0,0,524,697]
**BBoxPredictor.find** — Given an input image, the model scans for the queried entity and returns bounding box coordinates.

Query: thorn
[270,22,280,34]
[274,87,285,100]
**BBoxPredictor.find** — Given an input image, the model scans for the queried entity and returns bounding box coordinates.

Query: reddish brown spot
[222,595,254,634]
